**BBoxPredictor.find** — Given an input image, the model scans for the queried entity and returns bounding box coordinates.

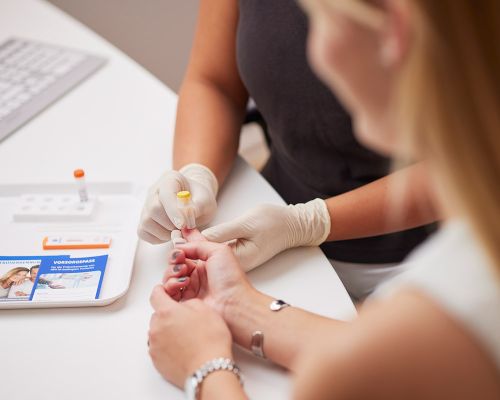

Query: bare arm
[325,162,441,241]
[173,0,249,186]
[223,288,345,370]
[201,162,442,272]
[223,287,499,399]
[293,290,500,399]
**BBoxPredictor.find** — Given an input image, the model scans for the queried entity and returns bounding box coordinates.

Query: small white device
[171,230,186,247]
[13,194,97,222]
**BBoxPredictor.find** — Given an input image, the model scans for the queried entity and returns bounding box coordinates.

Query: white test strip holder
[0,182,142,309]
[13,194,97,222]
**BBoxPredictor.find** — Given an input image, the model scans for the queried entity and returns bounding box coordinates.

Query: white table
[0,1,356,399]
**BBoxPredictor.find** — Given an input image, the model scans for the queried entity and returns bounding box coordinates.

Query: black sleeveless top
[236,0,435,263]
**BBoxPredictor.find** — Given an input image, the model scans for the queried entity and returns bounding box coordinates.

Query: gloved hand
[137,163,218,244]
[202,198,331,271]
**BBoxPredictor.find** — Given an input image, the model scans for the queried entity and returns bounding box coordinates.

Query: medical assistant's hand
[149,286,232,387]
[137,163,219,244]
[163,229,253,315]
[201,199,331,271]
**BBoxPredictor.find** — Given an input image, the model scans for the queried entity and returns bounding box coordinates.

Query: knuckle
[139,214,149,226]
[252,204,269,215]
[156,308,170,319]
[162,169,178,180]
[164,170,185,187]
[137,227,146,238]
[150,202,163,216]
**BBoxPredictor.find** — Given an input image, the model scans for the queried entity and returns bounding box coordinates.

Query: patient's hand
[149,286,232,387]
[162,229,205,301]
[163,228,254,316]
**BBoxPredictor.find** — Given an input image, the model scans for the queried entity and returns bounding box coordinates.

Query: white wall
[46,0,270,169]
[47,0,200,92]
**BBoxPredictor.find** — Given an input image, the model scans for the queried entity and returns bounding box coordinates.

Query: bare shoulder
[294,290,500,400]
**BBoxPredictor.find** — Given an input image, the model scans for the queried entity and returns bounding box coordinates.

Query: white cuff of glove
[179,163,219,197]
[287,198,331,248]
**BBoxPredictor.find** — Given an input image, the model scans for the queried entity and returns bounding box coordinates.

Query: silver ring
[179,286,186,293]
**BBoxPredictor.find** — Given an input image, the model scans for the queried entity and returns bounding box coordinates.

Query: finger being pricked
[181,228,207,242]
[176,240,227,261]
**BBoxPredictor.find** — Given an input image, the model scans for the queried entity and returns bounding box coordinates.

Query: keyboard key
[0,38,106,141]
[1,85,23,101]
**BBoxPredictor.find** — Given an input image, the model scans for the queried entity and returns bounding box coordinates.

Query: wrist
[200,369,246,400]
[187,349,234,380]
[185,357,243,400]
[221,287,273,349]
[179,163,219,197]
[287,198,331,247]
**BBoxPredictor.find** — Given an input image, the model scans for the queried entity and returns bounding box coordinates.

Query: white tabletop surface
[0,1,356,398]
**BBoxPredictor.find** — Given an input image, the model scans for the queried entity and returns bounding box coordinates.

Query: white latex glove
[202,198,331,271]
[137,163,218,244]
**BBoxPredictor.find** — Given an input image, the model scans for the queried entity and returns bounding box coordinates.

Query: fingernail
[173,264,182,273]
[171,251,180,260]
[178,276,187,282]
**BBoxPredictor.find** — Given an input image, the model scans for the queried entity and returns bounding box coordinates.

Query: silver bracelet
[270,299,290,311]
[184,357,243,400]
[250,299,291,359]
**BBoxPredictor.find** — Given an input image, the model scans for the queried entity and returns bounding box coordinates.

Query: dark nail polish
[173,264,182,273]
[171,251,180,260]
[178,276,187,282]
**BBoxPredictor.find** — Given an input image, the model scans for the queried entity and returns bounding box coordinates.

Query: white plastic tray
[0,182,142,308]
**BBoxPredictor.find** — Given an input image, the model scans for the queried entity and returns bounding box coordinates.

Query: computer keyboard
[0,38,106,141]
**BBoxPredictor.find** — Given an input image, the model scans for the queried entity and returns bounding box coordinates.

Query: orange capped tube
[74,169,88,202]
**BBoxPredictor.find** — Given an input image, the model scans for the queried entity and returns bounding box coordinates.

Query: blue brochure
[0,255,108,302]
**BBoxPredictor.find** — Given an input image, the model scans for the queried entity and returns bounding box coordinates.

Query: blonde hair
[324,0,500,272]
[396,0,500,272]
[0,267,29,286]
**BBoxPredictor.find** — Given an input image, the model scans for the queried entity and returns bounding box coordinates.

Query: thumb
[201,218,248,243]
[150,285,178,311]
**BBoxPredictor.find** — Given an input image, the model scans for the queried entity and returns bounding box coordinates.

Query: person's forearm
[325,162,441,241]
[173,78,248,187]
[200,371,247,400]
[223,288,345,371]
